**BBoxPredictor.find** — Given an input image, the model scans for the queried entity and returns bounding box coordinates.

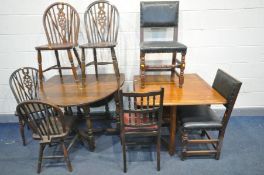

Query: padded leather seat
[178,105,222,130]
[141,41,187,53]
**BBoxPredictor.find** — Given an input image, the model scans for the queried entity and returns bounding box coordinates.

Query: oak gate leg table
[133,74,226,156]
[39,74,125,150]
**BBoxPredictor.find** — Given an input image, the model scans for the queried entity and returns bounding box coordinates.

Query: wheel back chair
[9,67,40,145]
[16,100,78,173]
[119,88,164,172]
[178,69,242,160]
[140,1,187,88]
[80,0,120,84]
[35,2,81,82]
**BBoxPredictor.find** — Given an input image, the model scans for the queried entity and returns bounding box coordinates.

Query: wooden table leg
[114,91,120,130]
[169,106,177,156]
[82,106,95,151]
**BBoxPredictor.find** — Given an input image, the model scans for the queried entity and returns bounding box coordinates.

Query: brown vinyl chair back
[9,67,39,104]
[16,100,66,142]
[140,1,179,42]
[84,0,119,44]
[212,69,242,130]
[43,2,80,45]
[119,88,164,130]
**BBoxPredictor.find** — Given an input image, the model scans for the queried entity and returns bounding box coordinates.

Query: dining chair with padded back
[16,100,78,173]
[9,67,39,145]
[119,88,164,172]
[178,69,242,160]
[80,0,120,83]
[140,1,187,88]
[35,2,81,82]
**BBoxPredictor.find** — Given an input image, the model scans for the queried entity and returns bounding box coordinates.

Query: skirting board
[1,107,264,123]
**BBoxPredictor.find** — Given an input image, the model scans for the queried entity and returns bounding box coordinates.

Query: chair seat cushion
[123,113,158,132]
[140,41,187,53]
[178,105,222,130]
[79,42,117,48]
[35,43,77,50]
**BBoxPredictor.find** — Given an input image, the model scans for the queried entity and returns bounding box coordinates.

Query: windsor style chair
[140,1,187,88]
[35,2,81,82]
[16,100,78,173]
[9,67,40,145]
[119,88,164,172]
[80,0,120,83]
[178,69,242,160]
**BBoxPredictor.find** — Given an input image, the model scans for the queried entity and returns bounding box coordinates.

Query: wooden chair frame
[9,67,39,145]
[140,1,187,88]
[80,0,120,83]
[16,100,78,173]
[36,2,81,82]
[119,88,164,172]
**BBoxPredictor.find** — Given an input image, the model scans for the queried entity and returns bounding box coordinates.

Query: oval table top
[39,74,125,107]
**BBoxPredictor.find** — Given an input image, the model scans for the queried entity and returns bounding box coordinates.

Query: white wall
[0,0,264,114]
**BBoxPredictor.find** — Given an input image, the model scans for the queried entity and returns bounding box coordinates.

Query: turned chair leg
[157,135,161,171]
[140,51,146,88]
[179,51,186,88]
[61,141,73,172]
[18,118,26,146]
[73,47,82,68]
[67,49,78,82]
[171,52,177,80]
[93,48,99,79]
[37,50,43,83]
[181,131,188,160]
[37,144,46,173]
[121,133,127,173]
[54,50,63,78]
[111,47,120,83]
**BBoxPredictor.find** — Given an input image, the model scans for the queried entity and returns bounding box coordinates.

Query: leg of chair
[121,133,127,173]
[181,131,188,160]
[110,47,120,86]
[54,50,63,78]
[81,48,86,86]
[140,51,146,88]
[18,117,26,146]
[105,103,111,119]
[171,52,177,80]
[201,129,206,137]
[93,48,99,79]
[37,50,43,83]
[215,129,225,160]
[157,134,161,171]
[67,49,78,82]
[37,143,46,173]
[179,51,186,88]
[73,47,82,68]
[61,140,73,172]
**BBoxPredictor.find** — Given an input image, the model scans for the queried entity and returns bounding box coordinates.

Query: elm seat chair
[119,88,164,172]
[16,100,78,173]
[140,1,187,88]
[9,67,40,146]
[80,0,120,83]
[178,69,242,160]
[35,2,81,82]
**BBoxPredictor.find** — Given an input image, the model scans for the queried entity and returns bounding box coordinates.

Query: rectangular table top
[133,74,227,106]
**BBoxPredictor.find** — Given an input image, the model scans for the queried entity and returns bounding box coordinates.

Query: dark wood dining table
[133,74,227,156]
[39,73,125,150]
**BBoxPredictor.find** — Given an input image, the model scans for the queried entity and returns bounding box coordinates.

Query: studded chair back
[212,69,242,129]
[43,2,80,45]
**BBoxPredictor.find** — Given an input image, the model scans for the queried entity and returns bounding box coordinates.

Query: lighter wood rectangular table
[133,74,227,156]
